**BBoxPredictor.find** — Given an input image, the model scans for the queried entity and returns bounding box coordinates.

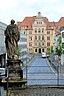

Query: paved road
[23,55,64,85]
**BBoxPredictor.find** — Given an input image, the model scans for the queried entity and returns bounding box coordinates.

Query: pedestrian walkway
[8,85,64,96]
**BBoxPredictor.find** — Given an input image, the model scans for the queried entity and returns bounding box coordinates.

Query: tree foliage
[55,36,62,56]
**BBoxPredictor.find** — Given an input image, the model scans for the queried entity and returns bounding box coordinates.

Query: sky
[0,0,64,25]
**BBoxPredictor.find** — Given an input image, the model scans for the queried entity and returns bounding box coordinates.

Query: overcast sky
[0,0,64,24]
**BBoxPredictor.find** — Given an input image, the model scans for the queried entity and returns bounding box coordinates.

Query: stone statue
[4,19,20,60]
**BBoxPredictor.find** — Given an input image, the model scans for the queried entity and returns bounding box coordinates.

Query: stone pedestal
[7,60,22,80]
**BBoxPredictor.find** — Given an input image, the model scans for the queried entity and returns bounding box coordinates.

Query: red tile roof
[17,16,49,29]
[17,16,36,29]
[55,29,61,35]
[17,16,64,34]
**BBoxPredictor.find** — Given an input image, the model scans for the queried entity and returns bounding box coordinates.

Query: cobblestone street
[8,86,64,96]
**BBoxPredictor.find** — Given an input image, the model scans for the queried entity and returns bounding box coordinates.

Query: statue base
[7,59,23,80]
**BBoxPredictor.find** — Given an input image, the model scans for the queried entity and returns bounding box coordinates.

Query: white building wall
[0,22,7,67]
[18,33,27,60]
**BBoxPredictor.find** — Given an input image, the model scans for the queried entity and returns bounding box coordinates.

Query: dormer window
[37,21,42,24]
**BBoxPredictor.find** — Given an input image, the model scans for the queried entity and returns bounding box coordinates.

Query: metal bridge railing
[25,65,64,85]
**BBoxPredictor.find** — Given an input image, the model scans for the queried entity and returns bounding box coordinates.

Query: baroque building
[17,12,64,54]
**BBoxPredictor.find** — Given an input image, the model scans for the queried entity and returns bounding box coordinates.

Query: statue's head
[11,19,15,24]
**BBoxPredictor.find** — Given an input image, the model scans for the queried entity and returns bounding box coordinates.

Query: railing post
[57,65,59,85]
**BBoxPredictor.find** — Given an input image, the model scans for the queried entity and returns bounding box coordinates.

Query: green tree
[47,47,50,54]
[51,46,53,53]
[55,36,62,56]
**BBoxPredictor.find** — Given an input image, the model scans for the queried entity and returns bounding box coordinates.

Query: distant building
[60,26,64,65]
[0,22,7,67]
[17,21,27,61]
[18,33,27,60]
[17,12,64,54]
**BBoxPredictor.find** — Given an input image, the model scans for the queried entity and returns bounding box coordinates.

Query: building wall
[0,22,7,67]
[18,12,58,54]
[27,18,54,54]
[18,31,27,59]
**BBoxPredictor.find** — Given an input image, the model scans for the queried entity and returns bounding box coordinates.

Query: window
[35,36,37,40]
[38,28,41,33]
[35,49,37,52]
[42,42,44,45]
[29,31,32,34]
[47,36,50,40]
[37,21,42,24]
[42,28,44,32]
[38,36,40,40]
[24,32,25,34]
[42,49,44,52]
[37,22,38,24]
[29,42,32,46]
[35,28,37,33]
[40,22,42,24]
[47,31,50,34]
[47,42,50,46]
[29,36,32,40]
[42,36,44,40]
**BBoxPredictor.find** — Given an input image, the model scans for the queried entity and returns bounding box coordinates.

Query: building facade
[18,12,64,54]
[18,33,27,60]
[17,22,27,62]
[0,22,7,67]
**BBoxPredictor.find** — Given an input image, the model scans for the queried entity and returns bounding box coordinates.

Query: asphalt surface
[23,55,64,85]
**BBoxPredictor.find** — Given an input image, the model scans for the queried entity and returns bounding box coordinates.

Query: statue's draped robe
[4,24,20,60]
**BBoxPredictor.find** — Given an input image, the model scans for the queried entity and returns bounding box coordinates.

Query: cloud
[0,0,64,24]
[0,0,19,10]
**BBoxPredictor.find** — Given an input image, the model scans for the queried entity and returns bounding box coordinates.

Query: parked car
[46,54,50,58]
[42,52,46,58]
